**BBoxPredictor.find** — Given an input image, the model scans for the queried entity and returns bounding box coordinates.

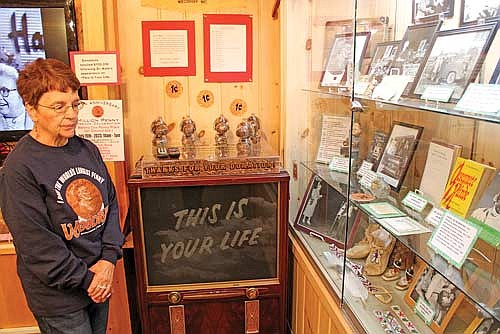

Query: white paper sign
[357,160,374,178]
[402,191,429,212]
[210,24,246,72]
[360,170,377,189]
[316,115,350,164]
[371,75,412,101]
[428,211,480,268]
[150,29,188,68]
[379,216,431,236]
[421,85,454,102]
[76,100,124,162]
[354,81,370,95]
[329,156,350,173]
[425,207,444,226]
[415,297,435,325]
[455,83,500,115]
[71,52,120,85]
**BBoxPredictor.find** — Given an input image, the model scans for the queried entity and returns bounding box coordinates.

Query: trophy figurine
[214,115,230,158]
[247,114,262,154]
[150,117,175,158]
[235,119,252,157]
[180,116,197,146]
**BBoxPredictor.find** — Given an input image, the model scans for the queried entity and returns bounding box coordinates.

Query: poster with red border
[203,14,253,82]
[141,20,196,77]
[70,51,121,86]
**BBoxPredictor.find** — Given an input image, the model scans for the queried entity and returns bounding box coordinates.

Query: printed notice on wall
[428,210,480,269]
[76,100,124,162]
[150,30,188,68]
[70,51,121,85]
[210,24,247,72]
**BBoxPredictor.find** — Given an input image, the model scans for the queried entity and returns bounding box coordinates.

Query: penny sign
[230,98,248,116]
[166,80,183,98]
[197,90,215,108]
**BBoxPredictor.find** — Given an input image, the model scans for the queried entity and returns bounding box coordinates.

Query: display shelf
[300,161,349,197]
[351,194,500,323]
[301,88,500,125]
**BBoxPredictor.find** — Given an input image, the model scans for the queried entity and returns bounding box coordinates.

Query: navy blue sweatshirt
[0,135,124,316]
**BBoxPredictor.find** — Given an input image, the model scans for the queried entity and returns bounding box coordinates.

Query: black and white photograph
[390,22,442,86]
[490,59,500,84]
[320,32,371,87]
[412,23,497,100]
[460,0,500,26]
[376,122,423,191]
[367,41,400,82]
[413,0,455,23]
[470,172,500,232]
[472,318,500,334]
[294,175,349,246]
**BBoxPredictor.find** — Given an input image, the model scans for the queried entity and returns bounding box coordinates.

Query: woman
[0,58,124,334]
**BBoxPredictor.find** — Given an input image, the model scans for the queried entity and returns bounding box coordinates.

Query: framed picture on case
[412,23,498,100]
[294,175,359,247]
[389,22,442,93]
[413,0,455,23]
[490,59,500,84]
[405,263,465,334]
[320,32,371,87]
[367,41,400,80]
[376,122,423,191]
[460,0,500,26]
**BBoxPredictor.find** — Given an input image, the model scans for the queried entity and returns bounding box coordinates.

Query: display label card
[360,170,378,189]
[360,202,406,219]
[421,86,454,103]
[76,100,124,161]
[316,115,350,164]
[70,51,121,86]
[415,297,435,325]
[379,216,431,236]
[354,81,370,95]
[455,83,500,115]
[425,207,444,226]
[371,75,412,102]
[428,210,481,269]
[402,191,429,213]
[329,156,350,173]
[356,160,374,178]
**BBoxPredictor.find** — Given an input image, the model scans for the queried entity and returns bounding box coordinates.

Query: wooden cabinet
[128,172,289,334]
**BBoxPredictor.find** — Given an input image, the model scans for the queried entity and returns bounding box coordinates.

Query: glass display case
[285,0,500,333]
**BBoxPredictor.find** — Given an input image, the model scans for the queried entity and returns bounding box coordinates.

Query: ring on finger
[97,285,108,289]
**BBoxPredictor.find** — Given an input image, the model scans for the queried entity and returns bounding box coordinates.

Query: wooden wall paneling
[293,258,305,334]
[474,122,500,168]
[303,277,319,334]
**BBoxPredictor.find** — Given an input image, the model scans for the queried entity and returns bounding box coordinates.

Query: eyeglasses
[0,87,16,98]
[37,101,87,114]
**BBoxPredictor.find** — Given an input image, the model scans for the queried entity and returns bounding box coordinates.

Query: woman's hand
[87,260,115,303]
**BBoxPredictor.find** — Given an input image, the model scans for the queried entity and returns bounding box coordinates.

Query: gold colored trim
[147,278,280,293]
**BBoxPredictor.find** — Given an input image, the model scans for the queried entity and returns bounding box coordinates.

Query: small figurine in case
[236,119,252,156]
[150,117,175,159]
[247,114,262,155]
[214,114,230,146]
[180,116,197,146]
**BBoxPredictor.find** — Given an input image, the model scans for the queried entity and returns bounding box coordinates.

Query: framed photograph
[294,175,358,247]
[376,122,423,191]
[320,32,371,87]
[413,0,455,23]
[367,41,400,81]
[389,22,442,86]
[490,59,500,84]
[460,0,500,26]
[465,317,500,334]
[412,23,498,100]
[405,264,464,334]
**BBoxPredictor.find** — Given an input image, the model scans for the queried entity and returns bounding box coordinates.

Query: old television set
[0,0,78,143]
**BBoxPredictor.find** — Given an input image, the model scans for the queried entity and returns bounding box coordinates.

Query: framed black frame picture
[367,41,400,80]
[460,0,500,26]
[490,59,500,84]
[376,122,424,192]
[411,23,498,101]
[320,32,371,87]
[389,22,442,92]
[413,0,455,23]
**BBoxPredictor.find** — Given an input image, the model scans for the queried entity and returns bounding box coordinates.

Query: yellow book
[440,158,496,218]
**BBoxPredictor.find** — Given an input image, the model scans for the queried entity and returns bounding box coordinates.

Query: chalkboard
[140,182,279,286]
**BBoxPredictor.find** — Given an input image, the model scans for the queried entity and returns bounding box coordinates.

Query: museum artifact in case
[285,0,500,333]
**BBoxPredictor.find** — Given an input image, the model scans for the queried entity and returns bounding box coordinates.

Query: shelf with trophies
[285,0,500,333]
[128,113,289,333]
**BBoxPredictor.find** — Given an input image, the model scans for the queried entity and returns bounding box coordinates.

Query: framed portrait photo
[294,175,358,247]
[367,41,400,80]
[390,22,442,92]
[320,32,371,87]
[376,122,423,191]
[413,0,455,23]
[405,264,465,334]
[412,23,498,100]
[460,0,500,26]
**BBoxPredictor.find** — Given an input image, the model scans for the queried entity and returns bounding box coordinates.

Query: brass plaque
[245,300,259,333]
[169,305,186,334]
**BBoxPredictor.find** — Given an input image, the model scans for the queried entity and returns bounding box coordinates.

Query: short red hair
[17,58,80,107]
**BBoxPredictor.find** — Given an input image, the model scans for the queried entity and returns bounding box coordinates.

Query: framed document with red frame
[141,20,196,77]
[203,14,253,82]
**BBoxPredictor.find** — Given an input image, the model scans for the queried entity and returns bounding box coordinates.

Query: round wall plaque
[197,90,215,108]
[229,98,247,116]
[166,80,183,98]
